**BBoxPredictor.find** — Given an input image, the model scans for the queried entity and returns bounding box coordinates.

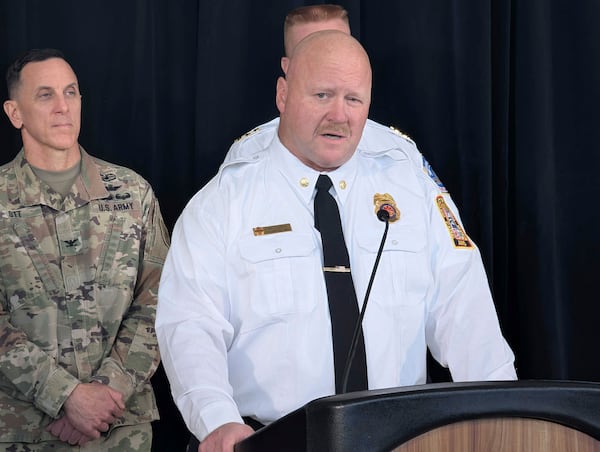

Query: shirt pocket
[96,214,142,288]
[356,226,431,307]
[238,231,320,317]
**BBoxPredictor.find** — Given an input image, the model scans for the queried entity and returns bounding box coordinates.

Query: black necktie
[314,174,368,393]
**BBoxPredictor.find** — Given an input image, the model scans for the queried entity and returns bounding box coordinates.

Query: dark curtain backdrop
[1,1,598,450]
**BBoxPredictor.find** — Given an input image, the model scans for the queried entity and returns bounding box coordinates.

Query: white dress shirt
[156,121,516,441]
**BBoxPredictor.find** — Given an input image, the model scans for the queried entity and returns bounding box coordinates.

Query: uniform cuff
[94,360,136,401]
[197,400,244,441]
[35,368,80,418]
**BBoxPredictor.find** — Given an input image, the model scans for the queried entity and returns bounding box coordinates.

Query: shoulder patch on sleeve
[435,195,472,248]
[422,156,448,193]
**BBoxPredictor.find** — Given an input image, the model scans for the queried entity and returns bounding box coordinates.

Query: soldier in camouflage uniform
[0,48,169,451]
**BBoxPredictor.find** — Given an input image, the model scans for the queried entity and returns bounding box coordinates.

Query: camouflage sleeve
[0,170,81,418]
[0,293,81,418]
[92,186,170,401]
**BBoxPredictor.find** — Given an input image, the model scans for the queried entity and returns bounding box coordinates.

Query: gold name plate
[253,223,292,236]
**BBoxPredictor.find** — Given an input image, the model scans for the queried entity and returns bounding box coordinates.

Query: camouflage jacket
[0,148,169,443]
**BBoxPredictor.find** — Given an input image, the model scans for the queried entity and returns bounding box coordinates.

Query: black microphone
[376,203,398,222]
[377,208,390,221]
[341,206,391,393]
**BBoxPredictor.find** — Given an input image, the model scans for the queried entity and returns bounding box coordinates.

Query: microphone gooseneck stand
[341,210,390,394]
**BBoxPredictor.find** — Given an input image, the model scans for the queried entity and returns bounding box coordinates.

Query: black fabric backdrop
[1,1,598,450]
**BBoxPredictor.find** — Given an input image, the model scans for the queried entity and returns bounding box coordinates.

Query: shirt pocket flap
[358,226,426,254]
[239,232,316,263]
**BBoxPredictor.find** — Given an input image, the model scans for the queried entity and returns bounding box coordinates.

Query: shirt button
[275,248,282,253]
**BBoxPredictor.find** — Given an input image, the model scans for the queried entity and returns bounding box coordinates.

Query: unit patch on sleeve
[423,157,448,193]
[435,195,472,248]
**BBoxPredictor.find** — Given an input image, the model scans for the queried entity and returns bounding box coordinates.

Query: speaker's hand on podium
[198,422,254,452]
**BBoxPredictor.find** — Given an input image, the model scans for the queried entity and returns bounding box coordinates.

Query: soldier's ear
[276,76,287,114]
[281,57,290,74]
[3,100,23,129]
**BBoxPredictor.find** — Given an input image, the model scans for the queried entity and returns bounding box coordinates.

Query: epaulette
[233,126,262,144]
[224,119,279,165]
[377,123,448,193]
[388,125,416,146]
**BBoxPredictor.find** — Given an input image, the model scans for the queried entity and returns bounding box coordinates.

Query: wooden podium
[234,380,600,452]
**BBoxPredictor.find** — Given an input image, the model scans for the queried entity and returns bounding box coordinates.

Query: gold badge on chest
[373,193,400,222]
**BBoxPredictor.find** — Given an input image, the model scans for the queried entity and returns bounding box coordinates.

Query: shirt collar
[14,146,109,210]
[272,134,358,207]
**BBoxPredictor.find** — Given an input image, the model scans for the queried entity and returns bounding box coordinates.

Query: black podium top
[235,380,600,452]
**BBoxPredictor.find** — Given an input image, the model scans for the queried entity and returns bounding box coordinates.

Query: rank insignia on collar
[373,193,400,222]
[436,195,472,248]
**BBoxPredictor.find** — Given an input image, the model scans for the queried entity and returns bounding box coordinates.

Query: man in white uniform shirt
[156,30,516,452]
